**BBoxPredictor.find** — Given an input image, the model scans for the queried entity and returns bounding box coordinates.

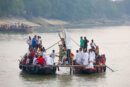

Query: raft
[19,64,56,74]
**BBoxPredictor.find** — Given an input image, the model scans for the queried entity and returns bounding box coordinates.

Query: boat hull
[74,65,106,74]
[19,64,56,74]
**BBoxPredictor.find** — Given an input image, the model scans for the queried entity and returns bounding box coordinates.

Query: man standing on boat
[32,35,37,48]
[90,39,96,50]
[27,36,32,49]
[83,36,89,51]
[50,50,56,63]
[65,30,72,65]
[46,55,54,65]
[88,49,96,69]
[82,49,89,68]
[80,36,84,50]
[75,48,83,65]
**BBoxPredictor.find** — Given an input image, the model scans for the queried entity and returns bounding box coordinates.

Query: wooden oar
[106,65,114,72]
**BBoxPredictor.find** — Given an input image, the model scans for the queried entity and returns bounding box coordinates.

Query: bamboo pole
[71,37,80,47]
[106,65,114,72]
[46,40,61,51]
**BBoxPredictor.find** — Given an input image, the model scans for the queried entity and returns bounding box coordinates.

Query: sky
[111,0,123,1]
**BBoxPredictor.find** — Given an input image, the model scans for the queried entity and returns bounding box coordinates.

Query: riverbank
[0,17,68,27]
[0,17,68,33]
[0,17,40,26]
[0,18,37,33]
[1,17,130,33]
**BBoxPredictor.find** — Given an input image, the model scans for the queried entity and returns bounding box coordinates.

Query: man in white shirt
[75,48,83,64]
[50,50,56,63]
[90,39,96,50]
[82,49,89,67]
[88,49,96,68]
[75,50,80,64]
[46,55,54,65]
[27,36,32,48]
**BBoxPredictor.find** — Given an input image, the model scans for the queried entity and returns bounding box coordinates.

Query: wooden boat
[0,26,34,33]
[19,64,56,74]
[18,29,108,75]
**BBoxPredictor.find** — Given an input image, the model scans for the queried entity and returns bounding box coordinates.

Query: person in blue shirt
[32,35,37,48]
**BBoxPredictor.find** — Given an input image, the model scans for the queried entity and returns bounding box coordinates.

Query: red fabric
[22,58,27,64]
[100,55,106,65]
[37,56,46,65]
[30,50,35,58]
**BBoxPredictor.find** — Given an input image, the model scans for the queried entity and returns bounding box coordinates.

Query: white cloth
[90,42,96,48]
[42,52,48,63]
[42,52,46,58]
[27,39,32,46]
[89,51,96,62]
[82,52,89,66]
[46,56,54,65]
[88,51,96,68]
[26,58,30,64]
[32,57,37,65]
[38,38,42,45]
[75,51,83,64]
[50,52,55,62]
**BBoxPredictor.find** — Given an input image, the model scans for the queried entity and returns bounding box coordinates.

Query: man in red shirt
[37,56,46,65]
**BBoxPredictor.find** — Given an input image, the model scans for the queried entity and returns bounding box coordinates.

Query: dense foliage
[0,0,130,21]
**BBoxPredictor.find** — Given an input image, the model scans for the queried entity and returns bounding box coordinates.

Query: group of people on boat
[20,35,56,66]
[0,23,32,31]
[74,36,106,69]
[20,35,106,72]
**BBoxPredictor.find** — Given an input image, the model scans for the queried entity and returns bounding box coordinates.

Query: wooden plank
[54,65,106,67]
[20,64,106,68]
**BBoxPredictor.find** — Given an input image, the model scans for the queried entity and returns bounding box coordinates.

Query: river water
[0,26,130,87]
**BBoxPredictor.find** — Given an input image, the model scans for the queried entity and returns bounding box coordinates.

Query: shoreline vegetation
[0,17,130,33]
[0,0,130,33]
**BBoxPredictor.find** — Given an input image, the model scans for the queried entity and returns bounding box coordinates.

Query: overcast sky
[111,0,123,1]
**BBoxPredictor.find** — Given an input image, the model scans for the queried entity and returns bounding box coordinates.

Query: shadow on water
[19,71,74,87]
[18,69,107,87]
[75,72,106,80]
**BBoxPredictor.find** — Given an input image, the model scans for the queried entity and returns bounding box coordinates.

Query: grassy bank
[1,17,130,33]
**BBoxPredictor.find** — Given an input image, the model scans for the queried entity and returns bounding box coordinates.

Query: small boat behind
[19,64,56,74]
[0,23,35,33]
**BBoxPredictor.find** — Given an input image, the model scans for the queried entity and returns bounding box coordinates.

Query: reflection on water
[20,71,57,81]
[20,70,106,87]
[0,26,130,87]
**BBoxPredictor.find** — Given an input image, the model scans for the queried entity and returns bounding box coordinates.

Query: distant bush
[0,0,130,21]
